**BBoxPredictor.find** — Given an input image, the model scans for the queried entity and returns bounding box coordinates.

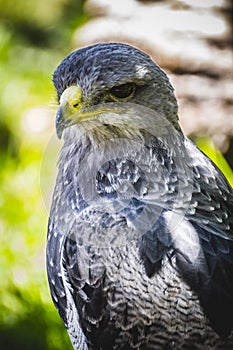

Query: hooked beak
[56,85,83,139]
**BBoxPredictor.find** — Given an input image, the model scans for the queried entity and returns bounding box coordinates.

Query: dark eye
[109,83,135,100]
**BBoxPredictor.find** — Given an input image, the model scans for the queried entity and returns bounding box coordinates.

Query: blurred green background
[0,1,232,349]
[0,1,85,349]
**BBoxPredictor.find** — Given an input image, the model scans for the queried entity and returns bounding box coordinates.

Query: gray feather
[47,43,233,349]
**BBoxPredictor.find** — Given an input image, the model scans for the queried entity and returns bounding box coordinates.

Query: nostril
[73,103,79,108]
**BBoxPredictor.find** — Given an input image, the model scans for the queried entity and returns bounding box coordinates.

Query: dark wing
[141,136,232,338]
[139,136,233,337]
[47,222,89,349]
[177,140,233,337]
[47,221,67,323]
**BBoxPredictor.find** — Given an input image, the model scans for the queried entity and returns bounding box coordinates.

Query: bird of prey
[47,42,233,349]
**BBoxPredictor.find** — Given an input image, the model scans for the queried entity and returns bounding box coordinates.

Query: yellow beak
[56,85,83,139]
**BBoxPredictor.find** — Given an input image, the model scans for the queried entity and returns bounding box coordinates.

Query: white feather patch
[164,211,203,265]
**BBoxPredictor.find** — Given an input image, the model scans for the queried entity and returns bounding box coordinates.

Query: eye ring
[109,83,135,101]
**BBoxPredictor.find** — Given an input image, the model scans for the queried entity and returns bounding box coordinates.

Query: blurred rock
[72,0,233,166]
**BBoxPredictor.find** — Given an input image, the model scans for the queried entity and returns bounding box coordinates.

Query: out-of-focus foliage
[195,137,233,187]
[0,1,85,349]
[0,1,232,349]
